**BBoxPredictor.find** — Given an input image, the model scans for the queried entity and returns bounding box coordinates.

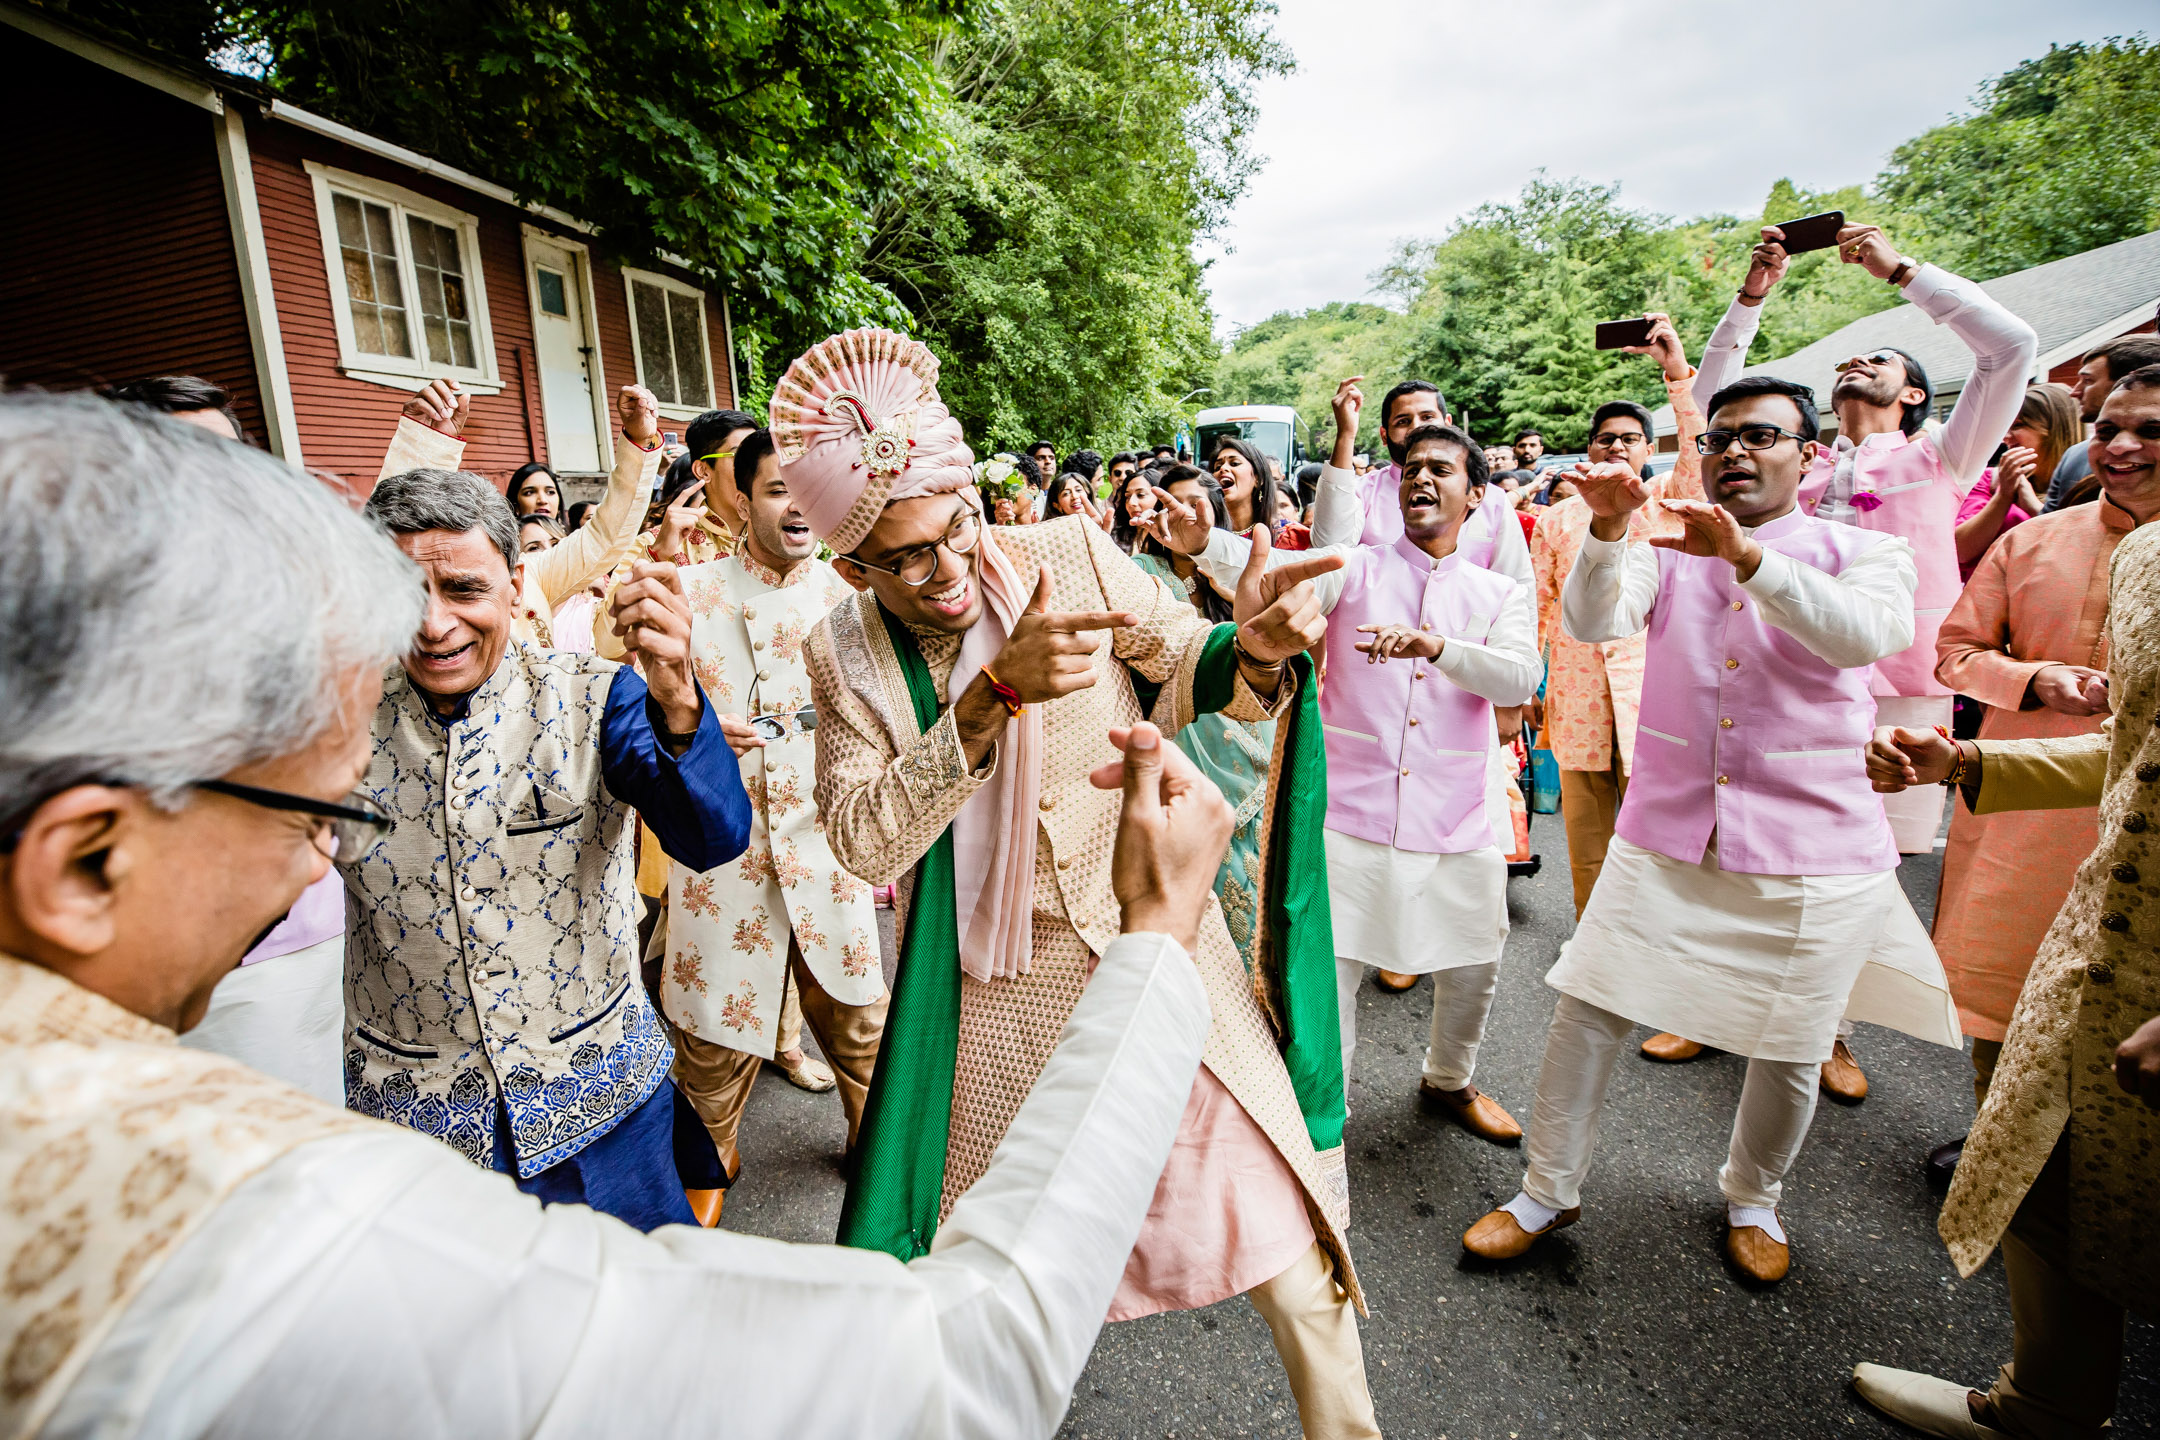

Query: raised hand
[1574,459,1651,539]
[1621,312,1690,383]
[718,713,765,758]
[1330,375,1365,466]
[618,384,661,448]
[1147,485,1213,556]
[1647,499,1761,577]
[992,564,1137,705]
[1996,446,2045,516]
[402,378,468,437]
[609,560,702,738]
[1744,229,1792,300]
[1864,725,1958,792]
[2030,663,2110,717]
[652,480,709,563]
[1836,223,1908,283]
[1089,722,1235,956]
[1232,522,1341,666]
[1354,623,1442,664]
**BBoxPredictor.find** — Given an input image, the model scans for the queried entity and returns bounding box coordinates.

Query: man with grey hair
[348,432,751,1230]
[1,389,1244,1440]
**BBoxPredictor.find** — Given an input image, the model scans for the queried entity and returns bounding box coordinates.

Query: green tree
[858,0,1290,455]
[1881,38,2160,278]
[1210,301,1409,456]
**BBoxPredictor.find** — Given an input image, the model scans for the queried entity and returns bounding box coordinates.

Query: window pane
[669,291,708,406]
[447,320,476,370]
[333,192,411,358]
[408,218,473,369]
[535,267,568,317]
[632,280,679,406]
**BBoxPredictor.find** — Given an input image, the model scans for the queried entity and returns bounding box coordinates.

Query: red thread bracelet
[981,665,1025,716]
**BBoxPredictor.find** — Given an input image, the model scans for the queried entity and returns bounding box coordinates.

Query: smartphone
[1768,210,1845,253]
[662,430,679,446]
[1595,317,1655,351]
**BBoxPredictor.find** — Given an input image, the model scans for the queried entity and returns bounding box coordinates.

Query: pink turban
[769,328,977,554]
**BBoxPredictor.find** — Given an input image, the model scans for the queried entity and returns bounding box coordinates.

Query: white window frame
[303,161,503,394]
[621,266,716,421]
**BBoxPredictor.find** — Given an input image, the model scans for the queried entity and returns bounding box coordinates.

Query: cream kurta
[809,515,1360,1309]
[660,552,882,1056]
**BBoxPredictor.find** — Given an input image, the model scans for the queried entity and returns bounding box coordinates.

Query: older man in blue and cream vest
[348,407,752,1232]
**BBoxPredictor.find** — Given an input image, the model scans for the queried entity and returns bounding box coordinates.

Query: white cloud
[1203,0,2153,336]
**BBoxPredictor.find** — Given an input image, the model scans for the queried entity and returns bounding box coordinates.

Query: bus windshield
[1196,419,1296,479]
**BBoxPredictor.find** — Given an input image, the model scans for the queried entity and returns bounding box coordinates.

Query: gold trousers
[1559,758,1628,919]
[1246,1241,1382,1440]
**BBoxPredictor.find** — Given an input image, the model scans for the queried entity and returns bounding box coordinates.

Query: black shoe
[1925,1136,1964,1188]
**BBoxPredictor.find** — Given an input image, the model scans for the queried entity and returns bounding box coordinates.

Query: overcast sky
[1202,0,2153,336]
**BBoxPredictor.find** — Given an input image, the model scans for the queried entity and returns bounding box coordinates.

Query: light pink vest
[1616,509,1898,876]
[1352,463,1505,569]
[1798,429,1961,697]
[1320,537,1518,854]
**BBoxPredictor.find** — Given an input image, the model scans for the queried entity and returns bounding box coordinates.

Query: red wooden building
[1,4,739,496]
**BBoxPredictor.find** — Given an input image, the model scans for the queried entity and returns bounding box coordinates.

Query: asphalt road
[721,812,2157,1438]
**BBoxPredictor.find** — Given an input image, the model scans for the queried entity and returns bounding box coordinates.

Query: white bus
[1193,404,1310,479]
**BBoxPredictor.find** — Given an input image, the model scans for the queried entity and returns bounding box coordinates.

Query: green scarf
[836,614,1340,1262]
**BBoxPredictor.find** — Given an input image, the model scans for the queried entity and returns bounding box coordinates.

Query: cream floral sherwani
[807,514,1361,1304]
[663,551,882,1057]
[1941,520,2160,1314]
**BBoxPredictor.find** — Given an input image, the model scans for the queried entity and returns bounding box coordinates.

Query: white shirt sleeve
[1431,581,1542,705]
[55,933,1212,1440]
[1560,532,1660,644]
[1904,264,2041,483]
[1692,294,1764,415]
[1309,462,1371,549]
[1737,531,1917,669]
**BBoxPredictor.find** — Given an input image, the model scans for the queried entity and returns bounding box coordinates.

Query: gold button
[1408,718,1420,727]
[1401,767,1411,777]
[1725,659,1740,670]
[1039,795,1055,811]
[1716,775,1730,785]
[1720,718,1734,728]
[1730,600,1743,611]
[1057,856,1071,871]
[1414,672,1425,681]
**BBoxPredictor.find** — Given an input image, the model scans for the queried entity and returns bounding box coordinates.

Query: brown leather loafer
[1419,1081,1523,1144]
[1820,1038,1869,1103]
[1373,969,1419,992]
[1463,1204,1579,1260]
[685,1188,725,1227]
[1726,1219,1791,1283]
[1640,1032,1706,1062]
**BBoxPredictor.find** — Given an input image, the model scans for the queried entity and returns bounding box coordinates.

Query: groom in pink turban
[788,329,1378,1437]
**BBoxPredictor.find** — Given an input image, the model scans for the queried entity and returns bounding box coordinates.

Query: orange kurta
[1931,498,2139,1039]
[1530,373,1706,772]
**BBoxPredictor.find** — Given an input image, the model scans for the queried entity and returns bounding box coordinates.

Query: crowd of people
[3,221,2157,1440]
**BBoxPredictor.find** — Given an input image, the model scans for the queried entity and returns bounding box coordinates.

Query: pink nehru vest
[1320,537,1518,854]
[1352,463,1507,569]
[1616,509,1898,876]
[1798,429,1962,698]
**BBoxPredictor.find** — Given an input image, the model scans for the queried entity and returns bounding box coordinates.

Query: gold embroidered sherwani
[807,515,1359,1302]
[1941,520,2160,1314]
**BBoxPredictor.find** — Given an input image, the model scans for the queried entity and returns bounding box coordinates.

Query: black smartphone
[1768,210,1845,253]
[1595,317,1655,351]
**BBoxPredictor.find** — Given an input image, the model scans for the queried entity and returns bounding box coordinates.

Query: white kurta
[665,553,882,1056]
[49,934,1209,1440]
[1550,521,1959,1058]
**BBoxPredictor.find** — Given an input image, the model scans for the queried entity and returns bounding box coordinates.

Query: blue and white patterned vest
[342,644,670,1175]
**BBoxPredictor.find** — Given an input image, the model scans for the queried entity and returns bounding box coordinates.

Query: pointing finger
[1042,610,1139,633]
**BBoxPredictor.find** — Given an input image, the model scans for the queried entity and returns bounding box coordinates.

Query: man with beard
[1462,376,1956,1284]
[1159,425,1543,1140]
[789,329,1379,1437]
[604,429,886,1219]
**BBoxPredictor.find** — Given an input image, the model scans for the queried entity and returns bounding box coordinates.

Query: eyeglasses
[1591,432,1648,448]
[697,449,738,465]
[847,507,982,586]
[1694,424,1808,456]
[1833,350,1901,375]
[195,780,393,860]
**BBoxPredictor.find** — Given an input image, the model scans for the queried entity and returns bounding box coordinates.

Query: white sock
[1727,1204,1786,1243]
[1500,1191,1561,1232]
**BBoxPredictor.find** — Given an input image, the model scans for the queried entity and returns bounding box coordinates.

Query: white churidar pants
[1522,994,1821,1213]
[1336,958,1502,1096]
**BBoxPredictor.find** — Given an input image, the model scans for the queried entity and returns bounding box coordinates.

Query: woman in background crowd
[564,499,596,532]
[509,460,563,519]
[1045,471,1097,520]
[1954,382,2076,579]
[1211,436,1304,548]
[519,514,563,555]
[1108,468,1158,553]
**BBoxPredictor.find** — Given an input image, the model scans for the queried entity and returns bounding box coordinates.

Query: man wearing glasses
[1691,223,2037,1103]
[1463,375,1954,1286]
[341,444,752,1232]
[606,427,889,1218]
[783,329,1382,1437]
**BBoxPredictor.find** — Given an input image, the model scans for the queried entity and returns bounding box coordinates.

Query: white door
[525,237,602,473]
